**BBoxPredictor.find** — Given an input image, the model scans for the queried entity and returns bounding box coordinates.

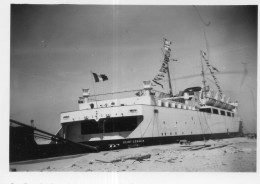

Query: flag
[152,80,163,88]
[226,97,230,103]
[163,38,172,46]
[164,46,171,52]
[162,62,168,68]
[164,57,169,63]
[159,67,167,73]
[157,73,165,78]
[165,52,171,58]
[92,72,108,82]
[201,50,207,60]
[154,76,163,81]
[171,58,178,62]
[212,66,219,72]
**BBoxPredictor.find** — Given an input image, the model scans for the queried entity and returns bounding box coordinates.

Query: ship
[56,38,242,151]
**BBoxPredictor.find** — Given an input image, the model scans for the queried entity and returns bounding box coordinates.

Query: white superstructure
[58,38,241,150]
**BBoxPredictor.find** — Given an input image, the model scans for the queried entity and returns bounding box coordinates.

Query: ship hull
[61,104,241,145]
[80,132,242,151]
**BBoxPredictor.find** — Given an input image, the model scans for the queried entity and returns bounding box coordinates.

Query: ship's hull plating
[61,104,241,151]
[81,132,242,151]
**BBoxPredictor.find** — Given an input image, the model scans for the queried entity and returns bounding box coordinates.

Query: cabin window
[220,110,225,116]
[212,109,219,115]
[81,116,143,134]
[199,108,211,113]
[227,112,231,117]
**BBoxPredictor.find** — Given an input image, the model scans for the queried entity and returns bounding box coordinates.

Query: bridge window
[212,109,219,115]
[227,112,231,117]
[199,108,211,113]
[220,110,225,116]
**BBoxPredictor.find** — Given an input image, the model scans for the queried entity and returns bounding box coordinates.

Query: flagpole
[200,51,207,92]
[166,56,173,97]
[90,71,99,109]
[163,38,173,97]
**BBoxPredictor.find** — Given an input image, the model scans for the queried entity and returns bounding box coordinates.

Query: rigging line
[89,89,142,97]
[34,132,53,139]
[151,106,157,138]
[141,115,154,137]
[201,113,220,141]
[203,30,211,64]
[197,111,205,135]
[171,61,177,94]
[152,115,155,138]
[34,135,52,141]
[155,111,160,143]
[193,6,211,27]
[170,70,242,81]
[202,113,213,135]
[90,71,98,108]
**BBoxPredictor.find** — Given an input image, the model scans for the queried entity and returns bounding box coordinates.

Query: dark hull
[9,124,97,163]
[10,131,242,163]
[81,132,242,151]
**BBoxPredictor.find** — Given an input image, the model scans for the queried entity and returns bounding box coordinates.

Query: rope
[89,89,142,97]
[193,6,211,27]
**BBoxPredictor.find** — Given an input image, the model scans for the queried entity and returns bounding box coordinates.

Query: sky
[10,4,257,134]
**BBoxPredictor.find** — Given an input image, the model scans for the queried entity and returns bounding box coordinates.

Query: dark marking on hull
[80,132,242,151]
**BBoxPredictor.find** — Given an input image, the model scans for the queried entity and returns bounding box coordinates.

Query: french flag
[92,72,108,82]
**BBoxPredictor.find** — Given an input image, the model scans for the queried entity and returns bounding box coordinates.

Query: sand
[10,137,256,172]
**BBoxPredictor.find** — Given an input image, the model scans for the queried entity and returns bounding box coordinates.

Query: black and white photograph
[1,1,259,183]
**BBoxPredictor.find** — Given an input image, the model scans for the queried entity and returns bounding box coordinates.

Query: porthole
[90,103,94,109]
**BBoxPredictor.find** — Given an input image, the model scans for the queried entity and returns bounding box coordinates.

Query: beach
[10,137,256,172]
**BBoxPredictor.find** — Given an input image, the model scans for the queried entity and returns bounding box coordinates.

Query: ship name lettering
[133,139,144,143]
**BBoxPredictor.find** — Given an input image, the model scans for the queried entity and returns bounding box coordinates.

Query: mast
[200,51,207,92]
[162,38,174,97]
[166,56,173,96]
